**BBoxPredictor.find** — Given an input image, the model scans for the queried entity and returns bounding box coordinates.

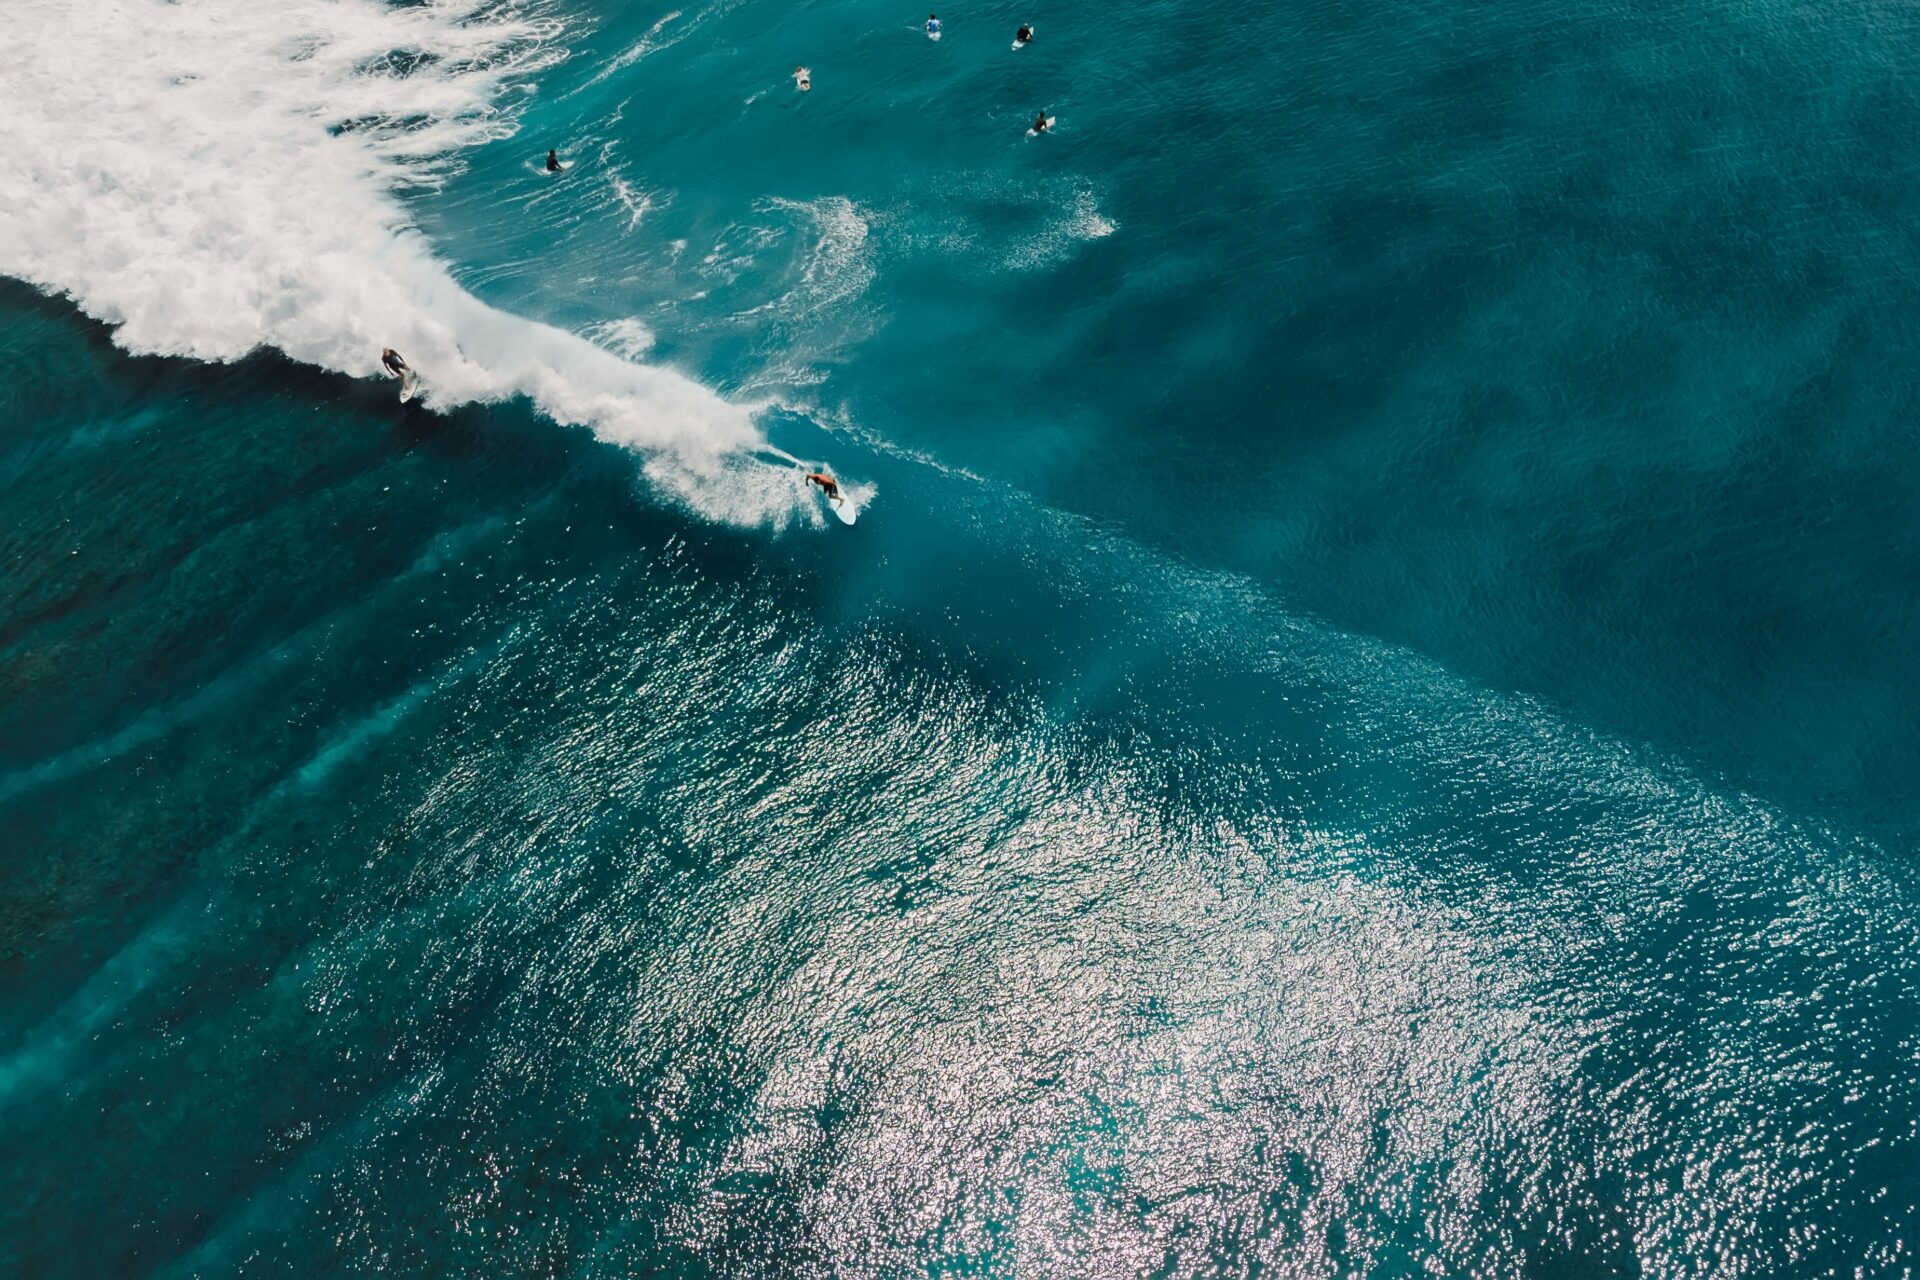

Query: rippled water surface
[3,0,1920,1273]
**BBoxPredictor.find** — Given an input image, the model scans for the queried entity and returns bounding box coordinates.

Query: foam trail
[0,0,812,525]
[581,9,686,89]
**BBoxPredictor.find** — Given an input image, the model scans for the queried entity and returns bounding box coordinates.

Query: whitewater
[0,0,824,525]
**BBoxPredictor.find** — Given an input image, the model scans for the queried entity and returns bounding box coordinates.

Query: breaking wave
[0,0,808,525]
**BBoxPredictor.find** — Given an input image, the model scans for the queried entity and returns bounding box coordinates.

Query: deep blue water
[3,0,1920,1273]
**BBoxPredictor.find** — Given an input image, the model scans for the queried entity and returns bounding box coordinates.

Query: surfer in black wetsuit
[1032,110,1050,133]
[804,470,842,504]
[380,348,410,379]
[546,149,561,172]
[1015,23,1033,44]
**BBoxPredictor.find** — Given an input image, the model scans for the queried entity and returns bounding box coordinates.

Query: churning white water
[0,0,815,524]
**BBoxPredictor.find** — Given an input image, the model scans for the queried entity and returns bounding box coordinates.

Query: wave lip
[0,0,808,525]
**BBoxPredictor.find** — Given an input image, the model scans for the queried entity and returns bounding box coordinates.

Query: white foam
[1070,189,1119,241]
[581,9,685,88]
[0,0,812,526]
[588,317,658,360]
[607,173,657,230]
[757,197,877,319]
[1005,186,1117,271]
[906,172,1116,273]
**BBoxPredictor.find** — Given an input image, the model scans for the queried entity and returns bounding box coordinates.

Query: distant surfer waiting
[1031,110,1052,134]
[794,65,811,91]
[545,149,561,172]
[1014,23,1033,45]
[925,13,941,37]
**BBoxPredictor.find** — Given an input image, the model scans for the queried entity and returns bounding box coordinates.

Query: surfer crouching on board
[381,347,420,403]
[804,470,842,505]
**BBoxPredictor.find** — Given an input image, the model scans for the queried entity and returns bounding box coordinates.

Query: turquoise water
[4,0,1920,1273]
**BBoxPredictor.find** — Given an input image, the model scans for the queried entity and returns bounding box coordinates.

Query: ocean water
[3,0,1919,1273]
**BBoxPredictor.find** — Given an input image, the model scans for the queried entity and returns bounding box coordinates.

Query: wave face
[5,0,1920,1271]
[0,0,811,524]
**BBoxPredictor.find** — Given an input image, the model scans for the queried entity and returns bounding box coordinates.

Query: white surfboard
[830,497,858,526]
[398,372,419,404]
[927,28,942,40]
[1026,116,1055,136]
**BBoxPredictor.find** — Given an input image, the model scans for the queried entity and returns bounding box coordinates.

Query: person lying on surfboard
[380,348,411,379]
[804,471,842,504]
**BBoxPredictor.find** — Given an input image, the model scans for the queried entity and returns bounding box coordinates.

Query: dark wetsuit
[1016,26,1032,42]
[546,150,561,172]
[381,349,410,378]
